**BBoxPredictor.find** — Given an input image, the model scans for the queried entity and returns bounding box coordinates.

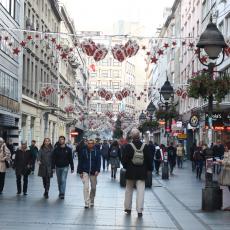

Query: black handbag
[5,160,10,168]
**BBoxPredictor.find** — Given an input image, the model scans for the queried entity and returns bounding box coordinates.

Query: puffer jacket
[0,144,11,172]
[77,147,101,175]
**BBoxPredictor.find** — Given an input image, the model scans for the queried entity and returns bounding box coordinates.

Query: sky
[60,0,175,36]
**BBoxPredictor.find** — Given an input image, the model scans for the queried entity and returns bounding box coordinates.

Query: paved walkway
[0,161,230,230]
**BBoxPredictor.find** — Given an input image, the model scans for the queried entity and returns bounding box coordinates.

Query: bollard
[162,153,169,180]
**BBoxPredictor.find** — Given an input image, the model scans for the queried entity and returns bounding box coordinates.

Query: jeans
[56,167,68,195]
[81,172,97,206]
[124,180,145,213]
[16,174,28,193]
[102,156,109,171]
[177,156,183,168]
[0,172,6,192]
[154,160,161,174]
[169,161,176,174]
[196,160,203,179]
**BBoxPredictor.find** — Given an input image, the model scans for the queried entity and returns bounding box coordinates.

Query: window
[113,70,120,78]
[35,65,38,93]
[101,70,109,78]
[102,59,109,66]
[113,59,121,66]
[27,58,30,88]
[112,82,120,90]
[0,70,18,100]
[226,16,230,36]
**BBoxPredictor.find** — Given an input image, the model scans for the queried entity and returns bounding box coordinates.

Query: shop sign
[177,133,187,140]
[189,115,199,128]
[205,112,230,129]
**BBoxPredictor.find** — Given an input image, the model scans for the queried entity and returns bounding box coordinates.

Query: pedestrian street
[0,161,230,230]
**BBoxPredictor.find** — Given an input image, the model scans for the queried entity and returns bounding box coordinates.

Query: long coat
[219,151,230,186]
[14,148,33,176]
[37,147,53,178]
[122,140,153,180]
[0,144,11,173]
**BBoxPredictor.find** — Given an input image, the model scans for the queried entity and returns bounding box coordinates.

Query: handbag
[5,160,10,168]
[219,166,230,186]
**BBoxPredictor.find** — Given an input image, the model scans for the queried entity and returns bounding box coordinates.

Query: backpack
[155,149,161,160]
[168,148,174,157]
[110,147,118,158]
[130,143,145,166]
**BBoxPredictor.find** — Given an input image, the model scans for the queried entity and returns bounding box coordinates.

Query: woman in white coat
[0,137,11,194]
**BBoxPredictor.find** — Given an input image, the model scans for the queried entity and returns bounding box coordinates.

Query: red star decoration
[60,95,64,99]
[157,49,164,56]
[142,45,146,50]
[20,41,27,47]
[35,34,40,39]
[51,37,56,43]
[35,44,39,49]
[27,35,32,40]
[146,51,151,56]
[8,42,13,47]
[189,42,194,48]
[172,41,177,46]
[137,96,141,100]
[56,44,62,50]
[182,41,186,46]
[61,52,68,59]
[44,35,48,39]
[4,36,9,41]
[194,48,200,55]
[150,56,158,64]
[13,47,20,55]
[69,48,73,52]
[200,56,208,63]
[164,43,169,49]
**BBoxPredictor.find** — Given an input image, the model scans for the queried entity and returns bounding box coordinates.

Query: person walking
[190,142,197,172]
[122,128,153,217]
[14,141,33,195]
[167,143,177,175]
[176,143,185,168]
[154,145,162,175]
[217,145,230,211]
[101,140,109,171]
[29,140,38,174]
[52,136,74,199]
[108,140,121,179]
[0,138,11,194]
[193,144,205,180]
[77,139,101,208]
[37,138,53,199]
[148,141,156,171]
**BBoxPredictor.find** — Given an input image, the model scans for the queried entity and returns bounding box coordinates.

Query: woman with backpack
[108,141,121,179]
[154,146,163,175]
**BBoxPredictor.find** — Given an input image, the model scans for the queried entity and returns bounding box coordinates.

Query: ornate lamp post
[196,17,227,211]
[159,77,174,138]
[139,111,147,140]
[147,101,156,121]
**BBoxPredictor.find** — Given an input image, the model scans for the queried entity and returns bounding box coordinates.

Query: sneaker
[17,191,21,195]
[44,192,49,199]
[84,205,89,209]
[60,194,64,199]
[90,203,94,207]
[0,191,2,195]
[124,209,131,215]
[23,192,27,196]
[138,213,143,218]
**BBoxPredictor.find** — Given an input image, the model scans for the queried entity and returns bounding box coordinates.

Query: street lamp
[147,101,156,121]
[139,110,147,124]
[160,77,174,137]
[139,111,147,140]
[196,16,226,211]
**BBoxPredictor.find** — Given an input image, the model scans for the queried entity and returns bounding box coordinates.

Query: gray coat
[37,147,53,178]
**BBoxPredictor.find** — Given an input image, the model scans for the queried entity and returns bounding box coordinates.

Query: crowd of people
[0,132,230,215]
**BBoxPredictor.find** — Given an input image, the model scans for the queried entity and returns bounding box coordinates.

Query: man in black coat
[52,136,74,199]
[14,141,33,195]
[122,128,153,218]
[167,143,177,175]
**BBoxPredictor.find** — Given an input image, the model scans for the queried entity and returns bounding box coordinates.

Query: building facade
[21,0,88,146]
[0,0,24,147]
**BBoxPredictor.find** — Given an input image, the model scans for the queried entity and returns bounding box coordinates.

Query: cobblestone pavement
[0,161,230,230]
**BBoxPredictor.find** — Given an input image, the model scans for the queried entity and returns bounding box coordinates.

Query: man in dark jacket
[29,140,38,174]
[167,143,177,175]
[52,136,74,199]
[101,140,109,171]
[14,141,33,195]
[77,139,101,208]
[122,128,153,217]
